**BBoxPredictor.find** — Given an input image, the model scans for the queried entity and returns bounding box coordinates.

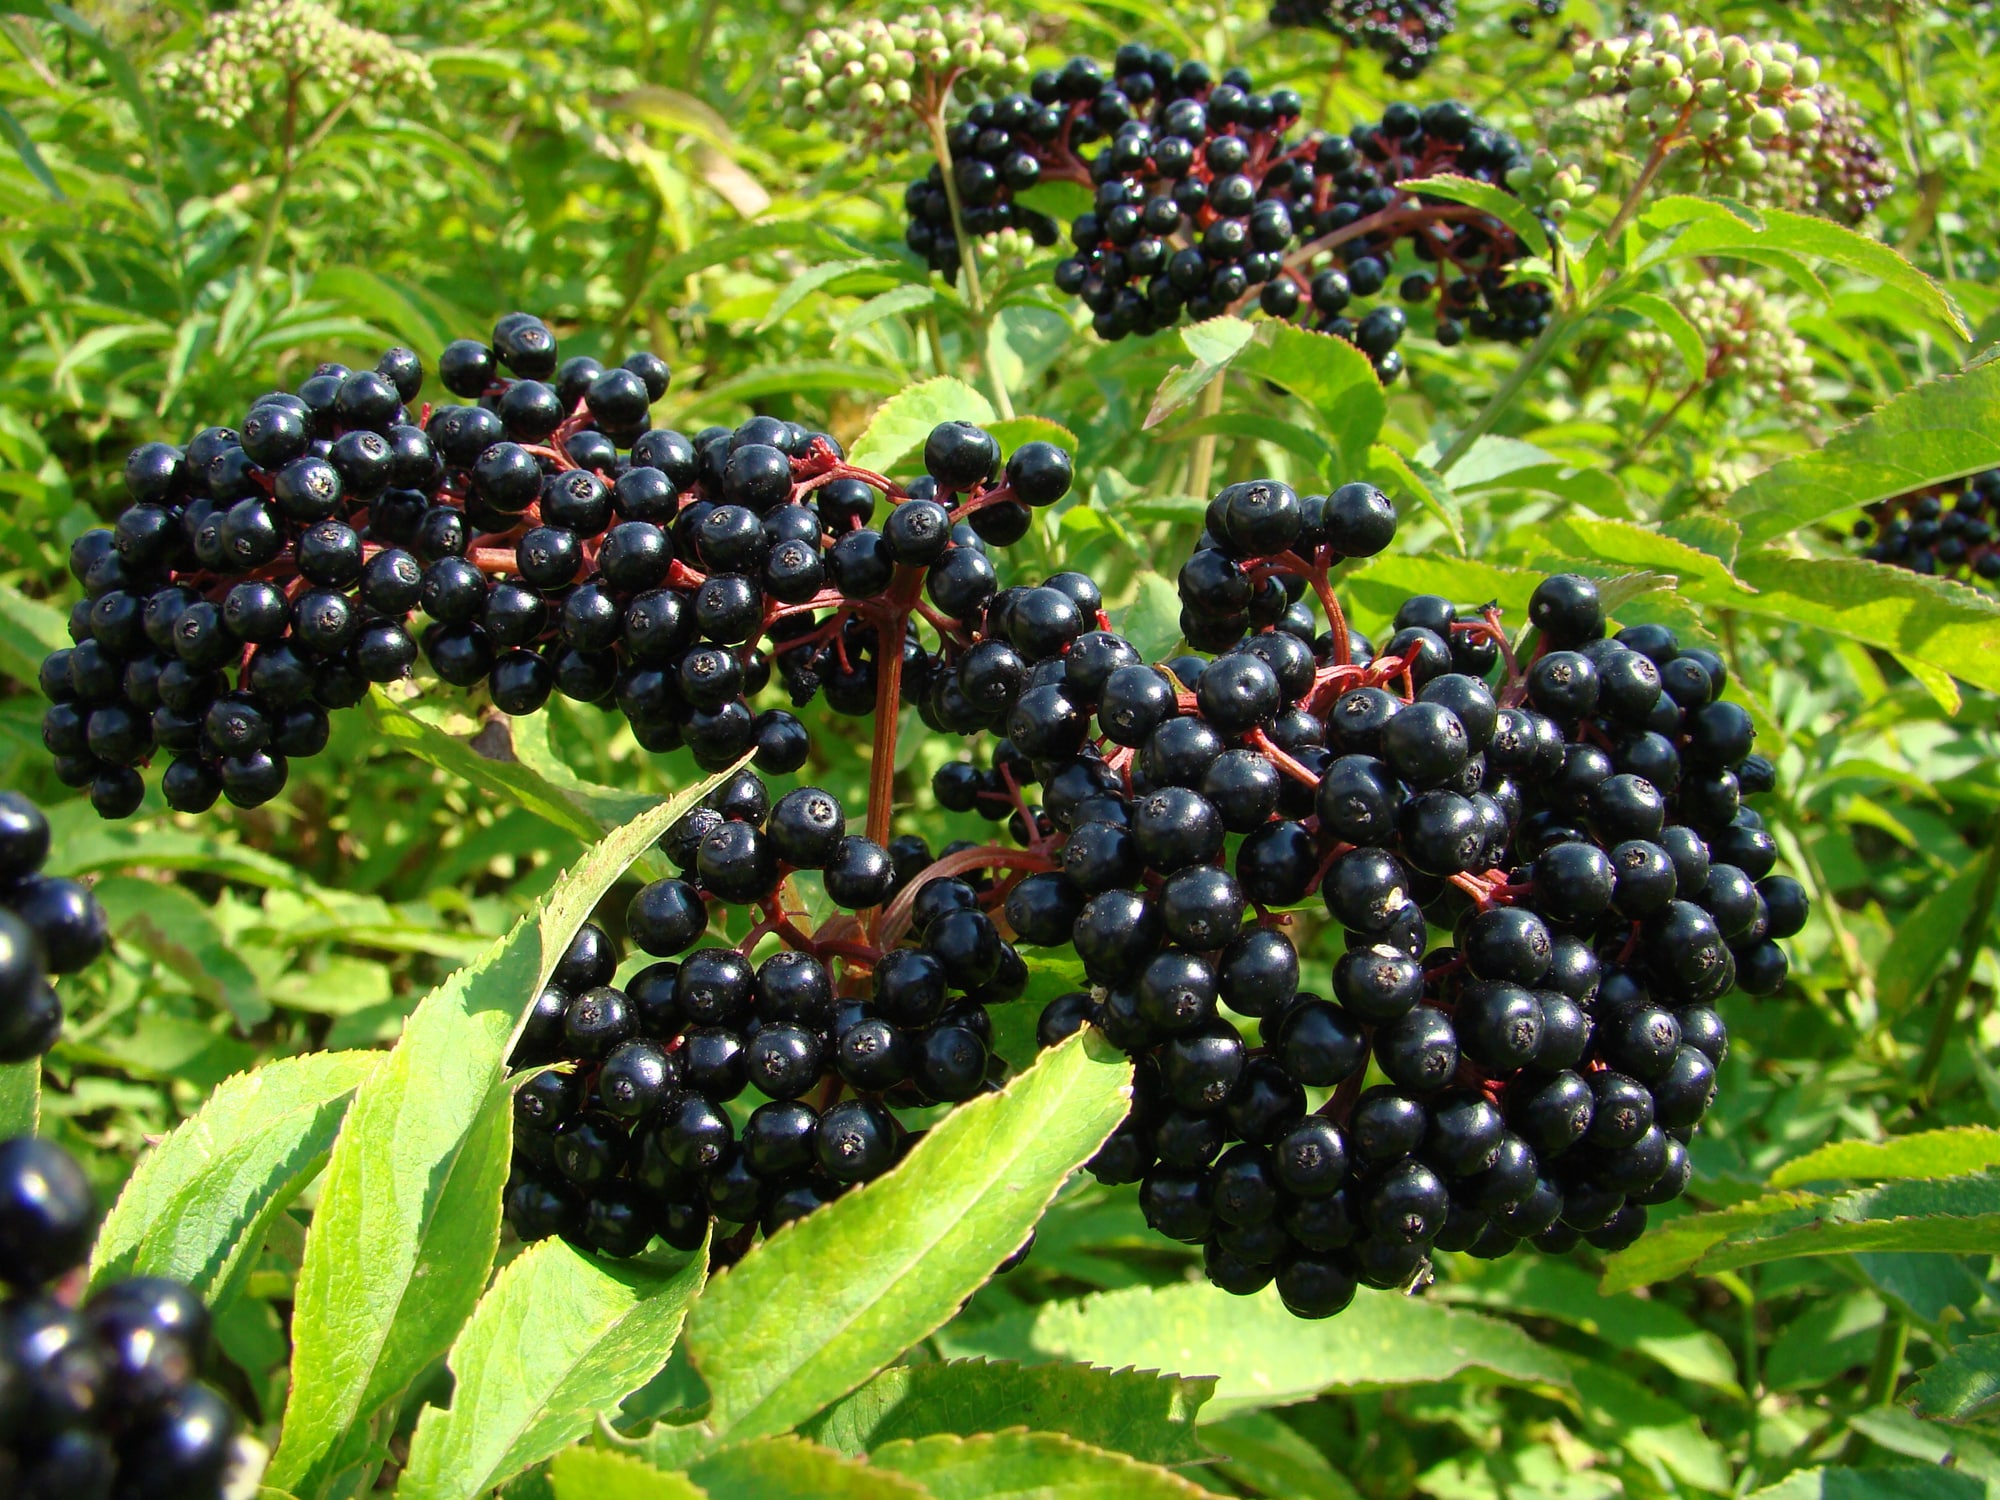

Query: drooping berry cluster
[1270,0,1459,79]
[1057,87,1551,374]
[1853,470,2000,583]
[505,764,1040,1263]
[0,792,109,1064]
[37,315,1073,819]
[907,479,1805,1317]
[0,1135,240,1496]
[1557,19,1891,224]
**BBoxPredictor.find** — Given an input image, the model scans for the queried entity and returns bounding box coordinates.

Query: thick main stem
[1912,801,2000,1106]
[1187,368,1226,501]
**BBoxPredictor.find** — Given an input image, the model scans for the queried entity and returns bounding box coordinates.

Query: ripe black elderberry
[0,1133,241,1495]
[0,791,109,1062]
[1854,468,2000,584]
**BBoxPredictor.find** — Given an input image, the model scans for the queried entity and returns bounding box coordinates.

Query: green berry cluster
[1629,273,1815,409]
[154,0,431,131]
[777,8,1032,151]
[1565,15,1826,202]
[1504,146,1599,223]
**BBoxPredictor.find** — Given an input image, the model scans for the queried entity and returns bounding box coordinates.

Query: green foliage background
[4,0,2000,1495]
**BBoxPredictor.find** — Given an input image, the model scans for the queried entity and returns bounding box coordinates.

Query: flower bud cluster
[1564,16,1828,202]
[777,8,1031,152]
[153,0,432,132]
[1628,274,1815,410]
[1504,147,1599,224]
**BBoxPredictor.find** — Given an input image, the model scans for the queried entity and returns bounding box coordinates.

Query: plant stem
[1433,312,1569,474]
[1738,1271,1762,1485]
[1862,1313,1910,1406]
[926,107,984,319]
[924,306,951,380]
[1626,381,1698,464]
[1187,368,1226,501]
[251,75,301,284]
[1912,801,2000,1107]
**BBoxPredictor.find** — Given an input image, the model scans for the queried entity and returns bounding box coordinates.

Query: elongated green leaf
[833,284,936,340]
[685,1031,1133,1441]
[804,1360,1213,1465]
[1878,860,1982,1018]
[1168,412,1335,474]
[1434,1256,1741,1393]
[1547,516,1746,596]
[1231,319,1386,476]
[870,1431,1211,1500]
[0,580,66,692]
[941,1283,1571,1418]
[1345,554,1540,626]
[504,712,664,832]
[1642,196,1966,335]
[1729,357,2000,545]
[1557,1351,1731,1491]
[1770,1129,2000,1189]
[1682,553,2000,696]
[1143,317,1257,429]
[91,1052,379,1304]
[271,769,740,1497]
[0,101,62,200]
[755,259,897,332]
[0,1063,36,1138]
[1748,1467,1985,1500]
[1369,445,1464,555]
[93,876,270,1028]
[1399,174,1549,260]
[1609,290,1707,381]
[677,361,908,415]
[848,377,997,476]
[650,221,871,293]
[687,1436,934,1500]
[399,1236,709,1500]
[369,693,606,844]
[1910,1331,2000,1419]
[549,1448,708,1500]
[1601,1171,2000,1293]
[1199,1410,1360,1500]
[985,416,1079,460]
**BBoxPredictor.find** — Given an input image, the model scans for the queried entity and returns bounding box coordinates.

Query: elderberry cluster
[1853,469,2000,583]
[0,1135,239,1497]
[0,793,109,1064]
[39,314,1073,820]
[1270,0,1459,79]
[1056,84,1550,374]
[906,478,1806,1317]
[506,765,1037,1263]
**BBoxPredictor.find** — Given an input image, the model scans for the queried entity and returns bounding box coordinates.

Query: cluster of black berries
[899,477,1807,1318]
[1052,80,1548,377]
[0,793,108,1064]
[40,315,1074,819]
[505,766,1038,1264]
[1852,469,2000,583]
[1270,0,1458,78]
[0,1134,238,1496]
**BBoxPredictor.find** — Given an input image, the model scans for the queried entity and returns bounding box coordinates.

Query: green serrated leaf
[1169,412,1335,474]
[1231,319,1386,476]
[687,1436,934,1500]
[870,1431,1211,1500]
[1729,358,2000,545]
[548,1448,708,1500]
[834,284,936,340]
[803,1359,1212,1465]
[1545,517,1747,596]
[685,1030,1133,1442]
[1143,317,1258,429]
[90,1052,379,1305]
[941,1283,1572,1419]
[1910,1331,2000,1420]
[1770,1128,2000,1189]
[986,416,1080,463]
[1116,574,1183,663]
[1199,1410,1361,1500]
[1399,174,1549,260]
[848,377,997,476]
[369,693,608,845]
[399,1236,709,1500]
[271,767,742,1498]
[1601,1171,2000,1293]
[754,259,896,332]
[93,876,270,1028]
